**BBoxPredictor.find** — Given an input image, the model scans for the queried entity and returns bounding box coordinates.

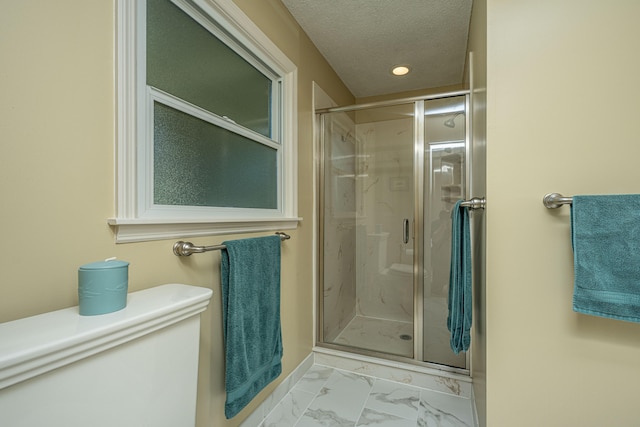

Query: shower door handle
[402,218,410,244]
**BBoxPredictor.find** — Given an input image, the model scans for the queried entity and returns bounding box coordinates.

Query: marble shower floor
[258,364,475,427]
[332,306,466,369]
[332,316,414,358]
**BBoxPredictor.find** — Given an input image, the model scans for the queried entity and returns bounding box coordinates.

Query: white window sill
[107,217,301,243]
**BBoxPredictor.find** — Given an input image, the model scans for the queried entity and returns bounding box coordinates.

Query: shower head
[444,112,464,128]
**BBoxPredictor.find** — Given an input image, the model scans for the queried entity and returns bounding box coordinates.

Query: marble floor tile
[356,408,416,427]
[364,379,420,420]
[262,387,315,427]
[255,364,476,427]
[295,365,334,395]
[296,407,357,427]
[304,370,374,423]
[417,389,474,427]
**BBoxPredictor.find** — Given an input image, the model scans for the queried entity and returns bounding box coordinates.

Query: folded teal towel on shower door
[571,194,640,323]
[448,200,472,354]
[221,235,283,419]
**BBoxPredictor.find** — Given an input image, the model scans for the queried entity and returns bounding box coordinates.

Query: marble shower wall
[322,115,357,342]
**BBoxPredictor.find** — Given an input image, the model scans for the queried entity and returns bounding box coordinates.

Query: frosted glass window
[147,0,273,137]
[153,103,277,209]
[145,0,282,213]
[112,0,298,242]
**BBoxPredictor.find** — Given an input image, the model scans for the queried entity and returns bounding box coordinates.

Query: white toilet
[0,284,212,427]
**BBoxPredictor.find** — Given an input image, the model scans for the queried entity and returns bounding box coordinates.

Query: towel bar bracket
[173,232,290,257]
[543,193,573,209]
[460,197,486,210]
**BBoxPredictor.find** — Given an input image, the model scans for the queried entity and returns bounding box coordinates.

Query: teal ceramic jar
[78,259,129,316]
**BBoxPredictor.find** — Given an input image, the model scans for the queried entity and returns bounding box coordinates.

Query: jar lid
[80,259,129,270]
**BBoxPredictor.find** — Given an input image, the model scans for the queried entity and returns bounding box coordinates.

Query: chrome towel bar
[460,197,486,210]
[543,193,573,209]
[173,232,291,257]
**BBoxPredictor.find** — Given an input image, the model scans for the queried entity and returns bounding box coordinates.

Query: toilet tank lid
[0,284,212,390]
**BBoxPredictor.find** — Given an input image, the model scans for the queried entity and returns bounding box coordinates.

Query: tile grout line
[260,365,333,427]
[290,389,319,427]
[291,366,336,426]
[351,376,378,426]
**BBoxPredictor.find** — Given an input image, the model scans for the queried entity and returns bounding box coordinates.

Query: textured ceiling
[281,0,473,98]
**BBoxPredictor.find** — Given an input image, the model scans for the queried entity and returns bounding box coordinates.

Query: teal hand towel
[221,235,282,419]
[571,194,640,323]
[448,201,472,354]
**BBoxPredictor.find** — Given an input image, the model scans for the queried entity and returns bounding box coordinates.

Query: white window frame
[109,0,299,243]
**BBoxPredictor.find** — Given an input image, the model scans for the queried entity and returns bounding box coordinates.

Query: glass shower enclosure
[318,94,469,371]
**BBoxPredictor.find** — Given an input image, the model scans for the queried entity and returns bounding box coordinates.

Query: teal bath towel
[221,235,283,419]
[571,195,640,323]
[448,200,472,354]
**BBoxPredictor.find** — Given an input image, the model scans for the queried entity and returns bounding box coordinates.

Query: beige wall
[486,1,640,426]
[0,1,352,426]
[467,0,487,426]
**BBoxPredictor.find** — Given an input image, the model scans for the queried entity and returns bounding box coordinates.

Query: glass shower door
[319,94,470,370]
[423,95,467,368]
[320,103,415,358]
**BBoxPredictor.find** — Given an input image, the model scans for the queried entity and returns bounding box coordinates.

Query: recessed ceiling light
[391,65,410,76]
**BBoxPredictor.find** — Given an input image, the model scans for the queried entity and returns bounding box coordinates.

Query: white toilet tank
[0,284,212,427]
